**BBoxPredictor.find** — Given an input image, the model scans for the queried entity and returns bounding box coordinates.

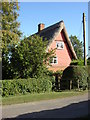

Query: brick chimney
[38,23,45,32]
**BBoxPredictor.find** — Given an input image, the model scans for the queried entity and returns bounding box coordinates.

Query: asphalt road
[2,93,89,119]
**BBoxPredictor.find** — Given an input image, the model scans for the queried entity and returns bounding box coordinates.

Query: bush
[0,80,2,96]
[87,57,90,65]
[54,70,63,76]
[87,65,90,90]
[61,66,88,90]
[2,77,52,97]
[70,60,84,66]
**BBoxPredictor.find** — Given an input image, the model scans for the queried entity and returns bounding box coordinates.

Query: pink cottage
[36,21,77,72]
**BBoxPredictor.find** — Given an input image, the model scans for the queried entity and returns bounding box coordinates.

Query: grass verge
[2,90,88,105]
[0,95,1,105]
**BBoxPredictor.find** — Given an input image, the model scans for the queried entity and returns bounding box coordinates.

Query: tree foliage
[70,59,84,66]
[69,35,83,59]
[1,1,55,79]
[11,35,55,79]
[87,57,90,65]
[1,1,22,79]
[61,66,88,90]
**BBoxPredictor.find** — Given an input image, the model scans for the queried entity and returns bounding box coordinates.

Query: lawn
[0,95,1,105]
[2,90,88,105]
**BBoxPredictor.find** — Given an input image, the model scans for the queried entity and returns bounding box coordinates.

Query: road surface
[2,93,89,119]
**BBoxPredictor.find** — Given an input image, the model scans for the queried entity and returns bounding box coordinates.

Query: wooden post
[83,13,87,66]
[70,80,72,90]
[77,79,79,89]
[58,76,61,90]
[55,74,58,89]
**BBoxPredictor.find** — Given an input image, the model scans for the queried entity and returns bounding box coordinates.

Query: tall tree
[1,0,22,79]
[69,35,83,59]
[11,35,55,79]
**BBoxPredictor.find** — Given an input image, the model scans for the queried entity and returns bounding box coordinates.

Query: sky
[17,2,88,56]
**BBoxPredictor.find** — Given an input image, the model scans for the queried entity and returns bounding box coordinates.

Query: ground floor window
[50,57,58,64]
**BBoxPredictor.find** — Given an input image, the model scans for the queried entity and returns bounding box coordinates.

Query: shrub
[87,65,90,90]
[87,57,90,65]
[0,80,2,96]
[61,66,88,90]
[2,77,52,97]
[54,70,63,76]
[70,60,84,66]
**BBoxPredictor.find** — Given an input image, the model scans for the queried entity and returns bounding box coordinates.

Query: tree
[1,1,22,79]
[11,35,55,79]
[87,57,90,65]
[69,35,83,59]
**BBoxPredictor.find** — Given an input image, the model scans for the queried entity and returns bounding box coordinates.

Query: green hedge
[70,60,84,66]
[71,59,90,66]
[2,77,52,97]
[0,80,1,96]
[61,66,88,90]
[87,58,90,65]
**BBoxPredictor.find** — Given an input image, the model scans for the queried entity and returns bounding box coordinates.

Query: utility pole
[83,13,87,66]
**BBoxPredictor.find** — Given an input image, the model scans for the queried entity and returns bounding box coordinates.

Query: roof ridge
[30,20,77,59]
[39,20,64,34]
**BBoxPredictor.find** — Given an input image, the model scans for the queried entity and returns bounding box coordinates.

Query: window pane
[50,57,57,64]
[54,59,57,63]
[56,41,64,49]
[54,57,57,63]
[49,58,53,63]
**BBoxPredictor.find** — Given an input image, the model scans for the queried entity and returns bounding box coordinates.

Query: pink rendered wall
[48,31,72,71]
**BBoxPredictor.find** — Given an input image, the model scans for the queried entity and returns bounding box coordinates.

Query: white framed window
[56,41,64,49]
[50,57,58,64]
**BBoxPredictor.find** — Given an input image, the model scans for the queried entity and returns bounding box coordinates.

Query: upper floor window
[56,41,64,49]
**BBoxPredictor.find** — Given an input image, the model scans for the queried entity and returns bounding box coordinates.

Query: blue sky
[18,2,88,56]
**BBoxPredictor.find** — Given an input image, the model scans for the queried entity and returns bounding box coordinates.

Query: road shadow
[2,100,90,120]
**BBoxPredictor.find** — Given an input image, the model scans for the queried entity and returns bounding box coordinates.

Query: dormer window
[56,41,64,49]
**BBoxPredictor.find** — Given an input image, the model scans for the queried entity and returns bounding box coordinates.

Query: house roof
[33,21,77,59]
